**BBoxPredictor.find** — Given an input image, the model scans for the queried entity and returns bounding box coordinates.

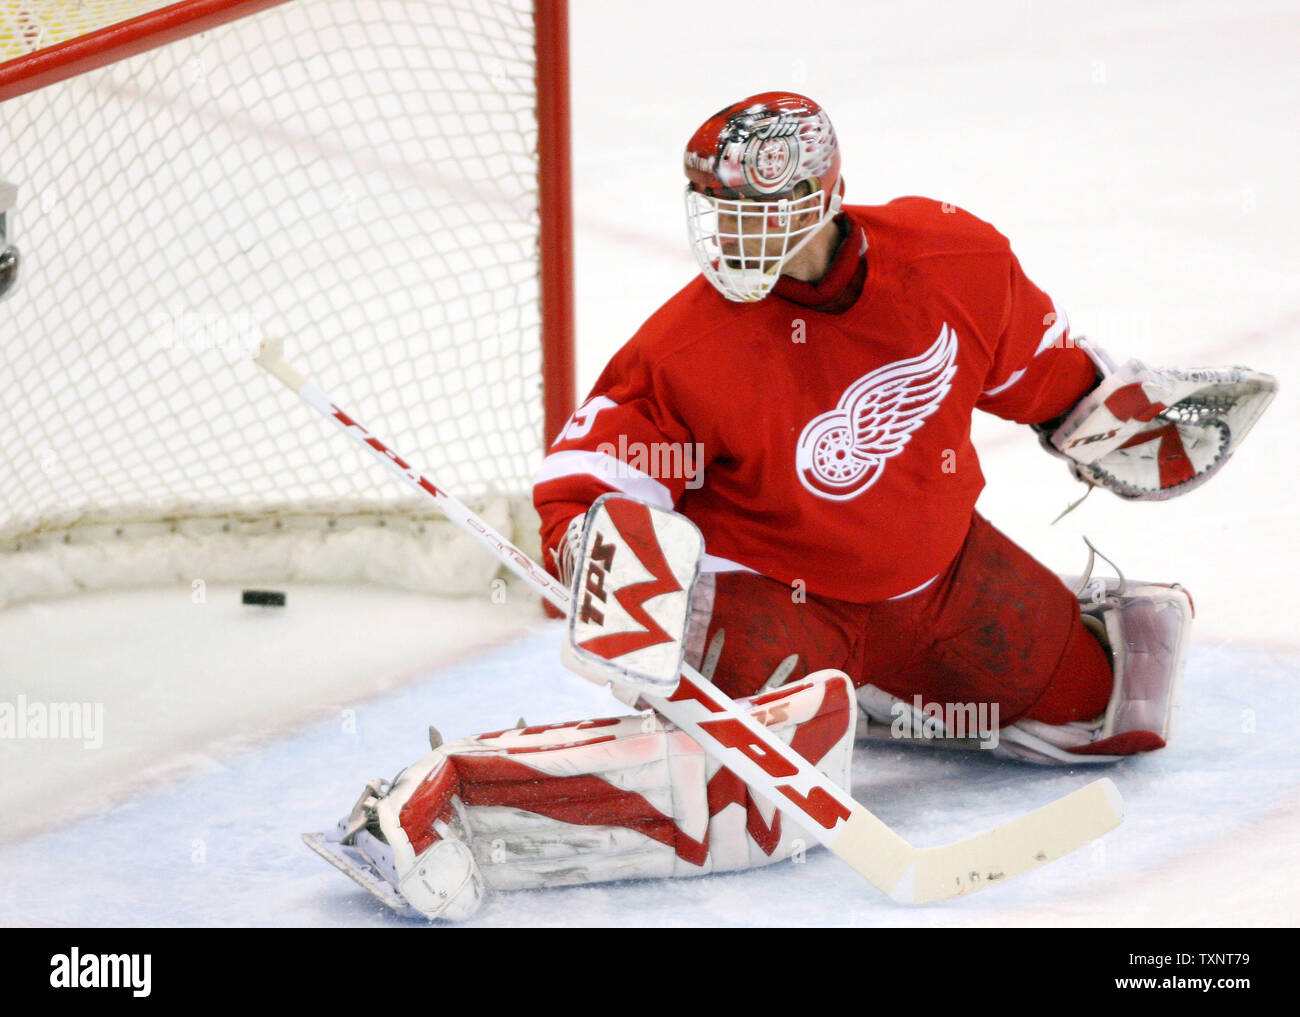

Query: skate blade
[302,832,419,919]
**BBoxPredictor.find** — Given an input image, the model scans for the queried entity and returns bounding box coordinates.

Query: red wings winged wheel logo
[795,324,959,501]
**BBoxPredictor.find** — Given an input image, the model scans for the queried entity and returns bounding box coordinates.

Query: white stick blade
[898,777,1124,904]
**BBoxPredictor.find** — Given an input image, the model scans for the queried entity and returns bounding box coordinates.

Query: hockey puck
[242,589,286,607]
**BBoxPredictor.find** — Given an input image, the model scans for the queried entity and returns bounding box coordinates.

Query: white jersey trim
[700,554,758,575]
[1034,298,1069,357]
[704,554,931,596]
[887,573,939,600]
[982,296,1069,398]
[534,449,674,508]
[982,368,1025,398]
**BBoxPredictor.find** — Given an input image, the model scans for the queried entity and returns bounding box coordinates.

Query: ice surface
[0,583,540,843]
[1,629,1296,926]
[1,0,1298,926]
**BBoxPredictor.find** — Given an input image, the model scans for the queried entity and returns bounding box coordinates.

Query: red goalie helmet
[684,91,842,203]
[683,92,844,302]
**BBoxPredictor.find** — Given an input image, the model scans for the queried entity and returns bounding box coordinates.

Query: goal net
[0,0,574,607]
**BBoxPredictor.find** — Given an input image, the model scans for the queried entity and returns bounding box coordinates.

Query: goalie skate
[302,777,422,918]
[303,774,483,921]
[302,831,420,919]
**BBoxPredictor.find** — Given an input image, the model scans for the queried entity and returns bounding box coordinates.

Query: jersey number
[553,396,617,445]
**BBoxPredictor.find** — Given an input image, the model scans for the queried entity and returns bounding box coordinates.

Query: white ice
[1,0,1298,926]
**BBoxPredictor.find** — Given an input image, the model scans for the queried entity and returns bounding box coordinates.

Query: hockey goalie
[305,92,1275,921]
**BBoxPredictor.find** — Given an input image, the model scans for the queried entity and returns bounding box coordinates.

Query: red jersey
[534,197,1097,603]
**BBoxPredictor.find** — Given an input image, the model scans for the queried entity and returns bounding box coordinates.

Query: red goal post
[0,0,575,606]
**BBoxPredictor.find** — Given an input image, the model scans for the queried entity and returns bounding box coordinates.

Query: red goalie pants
[685,512,1113,726]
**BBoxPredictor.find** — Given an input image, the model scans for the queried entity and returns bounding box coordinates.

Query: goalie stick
[254,336,1123,905]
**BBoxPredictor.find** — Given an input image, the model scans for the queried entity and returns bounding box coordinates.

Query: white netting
[0,0,553,604]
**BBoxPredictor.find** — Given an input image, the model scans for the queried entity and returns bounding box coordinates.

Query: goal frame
[0,0,574,445]
[0,0,577,605]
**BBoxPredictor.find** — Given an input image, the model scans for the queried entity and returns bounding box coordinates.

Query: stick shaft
[298,380,567,607]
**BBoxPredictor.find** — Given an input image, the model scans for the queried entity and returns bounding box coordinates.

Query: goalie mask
[683,92,844,302]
